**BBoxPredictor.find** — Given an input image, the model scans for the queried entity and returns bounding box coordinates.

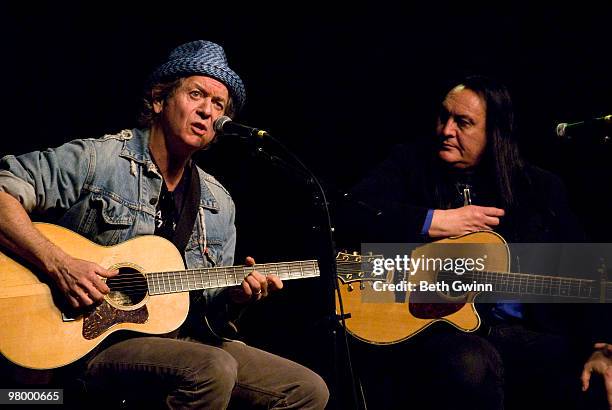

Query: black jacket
[338,141,584,246]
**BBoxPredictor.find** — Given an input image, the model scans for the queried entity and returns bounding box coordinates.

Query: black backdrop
[2,3,612,405]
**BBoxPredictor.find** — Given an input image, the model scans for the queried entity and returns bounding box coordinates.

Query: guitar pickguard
[409,301,465,319]
[82,302,148,340]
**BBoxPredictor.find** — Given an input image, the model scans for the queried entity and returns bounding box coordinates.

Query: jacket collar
[120,128,219,211]
[120,128,154,164]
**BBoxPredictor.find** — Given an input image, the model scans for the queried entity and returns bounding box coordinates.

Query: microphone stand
[232,133,363,410]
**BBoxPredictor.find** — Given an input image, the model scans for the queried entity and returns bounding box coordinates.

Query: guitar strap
[172,162,201,259]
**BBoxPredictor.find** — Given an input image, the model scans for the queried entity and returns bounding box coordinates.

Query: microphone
[555,114,612,138]
[213,116,270,139]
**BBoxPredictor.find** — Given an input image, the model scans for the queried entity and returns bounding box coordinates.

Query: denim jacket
[0,128,237,334]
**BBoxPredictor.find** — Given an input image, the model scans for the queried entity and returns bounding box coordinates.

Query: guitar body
[336,231,510,344]
[0,223,188,369]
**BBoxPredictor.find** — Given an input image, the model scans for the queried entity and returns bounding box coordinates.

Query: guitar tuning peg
[347,284,354,292]
[359,282,365,290]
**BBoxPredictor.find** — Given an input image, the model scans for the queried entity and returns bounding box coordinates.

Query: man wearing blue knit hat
[0,40,328,409]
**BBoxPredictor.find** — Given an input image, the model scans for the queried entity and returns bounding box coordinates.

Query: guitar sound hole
[106,267,147,307]
[435,271,468,300]
[440,287,468,299]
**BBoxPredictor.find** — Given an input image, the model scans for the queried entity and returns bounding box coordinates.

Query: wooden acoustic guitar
[336,231,612,344]
[0,223,361,370]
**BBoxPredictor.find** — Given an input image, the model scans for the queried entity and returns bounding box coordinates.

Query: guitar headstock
[335,252,384,284]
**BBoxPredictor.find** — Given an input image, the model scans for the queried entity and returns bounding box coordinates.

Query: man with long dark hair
[348,75,580,244]
[339,75,595,409]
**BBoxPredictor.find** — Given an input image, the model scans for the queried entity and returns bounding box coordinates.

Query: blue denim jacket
[0,128,236,319]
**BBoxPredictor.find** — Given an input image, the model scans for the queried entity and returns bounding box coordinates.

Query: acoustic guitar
[0,223,360,370]
[335,231,612,344]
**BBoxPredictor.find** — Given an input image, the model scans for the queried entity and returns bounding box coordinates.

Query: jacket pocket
[202,238,224,267]
[79,193,136,245]
[185,235,224,268]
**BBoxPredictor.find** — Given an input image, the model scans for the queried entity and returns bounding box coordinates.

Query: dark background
[1,3,612,406]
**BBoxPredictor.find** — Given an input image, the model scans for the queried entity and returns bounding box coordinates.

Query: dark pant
[84,337,329,409]
[353,324,581,410]
[487,324,580,410]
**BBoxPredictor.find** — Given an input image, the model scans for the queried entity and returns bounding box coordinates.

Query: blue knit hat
[148,40,246,113]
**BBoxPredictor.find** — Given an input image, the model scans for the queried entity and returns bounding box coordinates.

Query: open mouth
[192,123,207,135]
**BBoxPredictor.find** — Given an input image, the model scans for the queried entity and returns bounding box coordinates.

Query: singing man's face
[154,75,229,152]
[436,86,488,169]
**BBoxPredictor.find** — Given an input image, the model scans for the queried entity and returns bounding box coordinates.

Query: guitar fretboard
[146,261,320,295]
[441,270,612,301]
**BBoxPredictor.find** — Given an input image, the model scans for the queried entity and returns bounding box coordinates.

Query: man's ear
[153,98,163,114]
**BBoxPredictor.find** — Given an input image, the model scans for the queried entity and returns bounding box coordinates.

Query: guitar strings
[334,263,612,301]
[102,260,335,293]
[108,268,367,295]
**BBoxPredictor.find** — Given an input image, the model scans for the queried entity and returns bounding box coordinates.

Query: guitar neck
[146,260,320,295]
[465,270,612,301]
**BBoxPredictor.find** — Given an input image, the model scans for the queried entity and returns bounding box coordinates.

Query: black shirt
[154,164,192,242]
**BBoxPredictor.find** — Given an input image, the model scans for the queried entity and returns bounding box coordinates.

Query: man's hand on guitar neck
[429,205,505,238]
[229,256,283,304]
